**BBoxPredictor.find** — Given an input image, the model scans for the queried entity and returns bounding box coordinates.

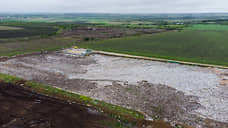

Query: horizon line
[1,12,228,15]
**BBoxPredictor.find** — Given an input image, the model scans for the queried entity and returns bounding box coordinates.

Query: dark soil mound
[0,82,114,128]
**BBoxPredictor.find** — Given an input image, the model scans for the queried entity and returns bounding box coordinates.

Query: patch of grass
[79,30,228,66]
[184,24,228,31]
[0,73,22,83]
[0,26,23,30]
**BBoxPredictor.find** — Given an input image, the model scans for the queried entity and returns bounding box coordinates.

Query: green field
[185,24,228,31]
[0,26,23,30]
[0,37,78,57]
[79,30,228,66]
[0,22,59,38]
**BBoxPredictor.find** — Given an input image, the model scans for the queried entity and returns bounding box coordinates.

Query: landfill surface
[0,51,227,128]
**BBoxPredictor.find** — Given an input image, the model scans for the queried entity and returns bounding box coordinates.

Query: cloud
[0,0,228,13]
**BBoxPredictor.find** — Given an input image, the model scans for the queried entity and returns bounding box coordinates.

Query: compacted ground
[0,82,116,128]
[0,51,228,128]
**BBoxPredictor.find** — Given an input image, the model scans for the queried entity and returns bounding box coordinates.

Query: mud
[0,82,115,128]
[0,52,228,128]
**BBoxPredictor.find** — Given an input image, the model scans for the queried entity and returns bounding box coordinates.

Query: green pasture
[79,30,228,66]
[185,24,228,31]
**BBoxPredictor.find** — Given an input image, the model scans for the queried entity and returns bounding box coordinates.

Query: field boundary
[94,50,228,69]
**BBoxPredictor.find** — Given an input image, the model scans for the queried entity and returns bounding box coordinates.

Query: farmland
[185,24,228,31]
[0,24,164,57]
[0,22,58,38]
[79,30,228,66]
[0,26,23,30]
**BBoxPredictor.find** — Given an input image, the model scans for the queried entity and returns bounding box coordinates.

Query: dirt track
[0,82,115,128]
[0,52,228,128]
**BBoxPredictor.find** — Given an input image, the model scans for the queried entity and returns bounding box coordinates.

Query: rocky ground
[0,51,227,128]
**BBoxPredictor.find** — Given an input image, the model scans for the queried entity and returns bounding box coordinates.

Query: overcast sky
[0,0,228,13]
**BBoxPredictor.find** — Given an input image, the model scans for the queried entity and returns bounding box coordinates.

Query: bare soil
[0,82,115,128]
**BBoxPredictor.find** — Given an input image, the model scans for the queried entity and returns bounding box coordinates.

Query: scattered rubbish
[34,99,41,104]
[62,48,93,57]
[212,68,228,86]
[0,51,227,128]
[168,60,180,64]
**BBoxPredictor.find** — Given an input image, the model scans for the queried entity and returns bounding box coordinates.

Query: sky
[0,0,228,13]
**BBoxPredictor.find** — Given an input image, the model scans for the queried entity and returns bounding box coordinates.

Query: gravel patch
[70,54,228,122]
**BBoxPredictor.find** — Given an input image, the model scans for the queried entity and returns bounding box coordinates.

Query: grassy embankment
[79,29,228,66]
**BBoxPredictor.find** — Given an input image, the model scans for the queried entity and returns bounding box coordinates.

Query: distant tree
[83,37,90,41]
